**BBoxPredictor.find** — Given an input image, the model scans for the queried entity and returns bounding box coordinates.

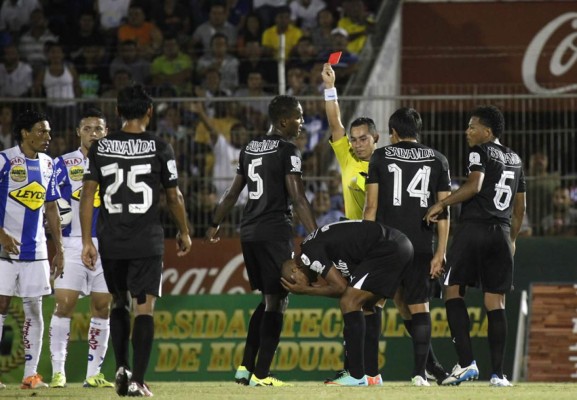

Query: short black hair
[350,116,377,138]
[14,110,48,143]
[117,84,153,120]
[470,105,504,138]
[268,95,300,125]
[80,107,106,122]
[388,107,422,139]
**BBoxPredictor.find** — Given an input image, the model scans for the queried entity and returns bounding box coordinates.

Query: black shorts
[102,256,163,303]
[401,252,438,305]
[445,222,513,294]
[350,231,413,299]
[241,240,293,295]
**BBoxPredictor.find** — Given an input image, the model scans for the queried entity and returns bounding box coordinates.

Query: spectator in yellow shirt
[261,6,303,60]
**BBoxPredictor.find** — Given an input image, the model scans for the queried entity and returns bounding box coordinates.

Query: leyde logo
[9,181,46,211]
[10,165,27,182]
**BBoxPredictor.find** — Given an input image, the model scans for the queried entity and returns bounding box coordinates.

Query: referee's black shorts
[241,240,293,295]
[445,221,513,294]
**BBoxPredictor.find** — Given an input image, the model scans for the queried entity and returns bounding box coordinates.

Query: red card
[328,51,342,65]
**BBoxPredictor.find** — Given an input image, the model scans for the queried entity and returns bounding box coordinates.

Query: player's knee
[22,296,43,318]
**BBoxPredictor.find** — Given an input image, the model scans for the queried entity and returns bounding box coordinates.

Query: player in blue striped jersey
[0,110,63,390]
[48,108,114,389]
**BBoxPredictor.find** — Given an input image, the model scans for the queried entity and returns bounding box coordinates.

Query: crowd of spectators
[1,0,575,237]
[0,0,378,236]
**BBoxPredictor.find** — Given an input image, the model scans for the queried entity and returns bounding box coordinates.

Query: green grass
[1,381,577,400]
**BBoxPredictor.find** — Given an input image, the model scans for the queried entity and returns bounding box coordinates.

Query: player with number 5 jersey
[206,95,317,387]
[424,105,526,387]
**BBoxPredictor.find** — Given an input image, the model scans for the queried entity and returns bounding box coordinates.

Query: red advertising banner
[402,2,577,94]
[162,239,251,295]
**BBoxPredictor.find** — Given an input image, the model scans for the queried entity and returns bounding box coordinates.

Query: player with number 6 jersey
[424,105,526,387]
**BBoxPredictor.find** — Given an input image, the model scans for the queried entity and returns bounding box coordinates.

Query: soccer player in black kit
[80,84,192,397]
[205,95,317,387]
[425,105,526,387]
[281,220,414,386]
[364,107,451,386]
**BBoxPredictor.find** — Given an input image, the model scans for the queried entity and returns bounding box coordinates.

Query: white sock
[86,317,110,378]
[49,316,71,375]
[22,297,43,378]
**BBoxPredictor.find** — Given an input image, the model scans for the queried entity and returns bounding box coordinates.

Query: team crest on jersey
[71,186,101,207]
[10,165,27,182]
[468,152,482,167]
[290,156,302,173]
[10,157,25,166]
[9,181,46,211]
[167,159,178,181]
[69,165,84,181]
[310,260,325,274]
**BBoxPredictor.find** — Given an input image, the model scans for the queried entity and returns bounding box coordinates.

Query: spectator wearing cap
[261,5,303,60]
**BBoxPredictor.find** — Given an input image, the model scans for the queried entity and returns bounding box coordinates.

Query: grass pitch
[1,381,577,400]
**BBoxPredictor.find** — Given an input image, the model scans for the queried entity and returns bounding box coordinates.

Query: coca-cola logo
[162,253,254,294]
[523,12,577,94]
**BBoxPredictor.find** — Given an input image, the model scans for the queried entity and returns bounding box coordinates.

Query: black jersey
[238,133,302,241]
[299,219,401,279]
[460,141,526,225]
[84,131,178,259]
[366,141,451,253]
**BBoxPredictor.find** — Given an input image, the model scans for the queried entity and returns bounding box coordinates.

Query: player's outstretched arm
[424,172,484,224]
[80,180,98,270]
[45,200,64,278]
[322,63,346,142]
[165,186,192,256]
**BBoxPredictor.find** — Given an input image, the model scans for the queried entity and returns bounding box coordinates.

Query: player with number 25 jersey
[83,131,178,259]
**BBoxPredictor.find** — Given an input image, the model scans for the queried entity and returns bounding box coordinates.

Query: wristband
[324,87,338,101]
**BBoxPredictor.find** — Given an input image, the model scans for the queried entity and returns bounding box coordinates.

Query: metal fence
[1,93,576,237]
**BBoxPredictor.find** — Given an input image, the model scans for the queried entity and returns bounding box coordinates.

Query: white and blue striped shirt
[53,149,99,238]
[0,146,59,260]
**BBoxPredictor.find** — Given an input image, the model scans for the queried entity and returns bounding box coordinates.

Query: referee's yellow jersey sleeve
[330,136,369,220]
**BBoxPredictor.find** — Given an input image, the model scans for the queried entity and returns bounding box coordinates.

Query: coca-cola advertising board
[162,239,252,295]
[402,2,577,94]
